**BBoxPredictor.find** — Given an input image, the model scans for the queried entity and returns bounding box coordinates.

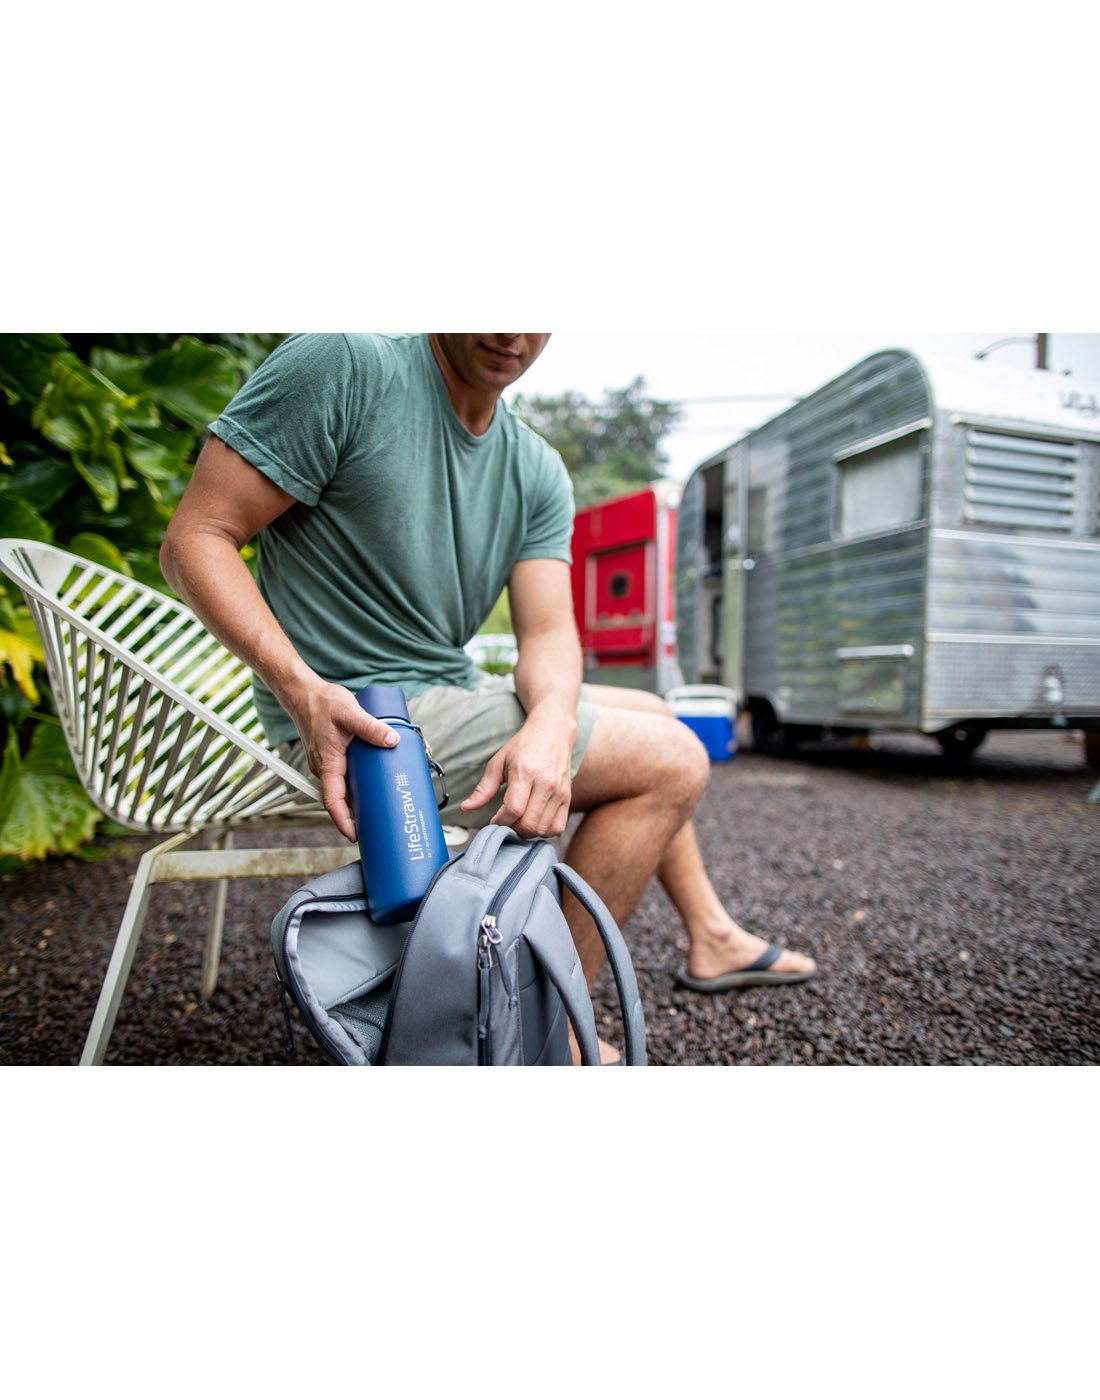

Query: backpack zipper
[476,844,540,1063]
[381,840,542,1065]
[479,843,542,946]
[477,931,497,1063]
[276,973,348,1065]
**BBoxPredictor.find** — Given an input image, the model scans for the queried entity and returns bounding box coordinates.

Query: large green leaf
[71,453,119,512]
[140,336,241,429]
[0,493,54,543]
[20,721,78,776]
[0,447,75,511]
[0,335,68,411]
[0,603,45,703]
[0,680,32,730]
[0,731,100,861]
[34,357,150,464]
[123,425,193,482]
[33,354,129,443]
[88,346,149,396]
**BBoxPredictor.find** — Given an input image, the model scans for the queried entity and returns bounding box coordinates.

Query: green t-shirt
[208,333,575,745]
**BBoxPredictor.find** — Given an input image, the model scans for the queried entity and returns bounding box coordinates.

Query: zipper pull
[479,914,502,967]
[480,915,517,1006]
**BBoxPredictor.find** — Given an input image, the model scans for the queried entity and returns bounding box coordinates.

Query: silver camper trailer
[675,349,1100,758]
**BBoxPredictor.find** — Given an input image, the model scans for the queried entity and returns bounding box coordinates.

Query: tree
[512,375,682,508]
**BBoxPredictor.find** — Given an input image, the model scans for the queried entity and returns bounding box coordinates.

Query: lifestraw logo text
[395,773,426,861]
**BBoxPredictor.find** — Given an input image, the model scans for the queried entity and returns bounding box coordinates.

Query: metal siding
[759,529,927,723]
[923,529,1100,722]
[743,352,931,722]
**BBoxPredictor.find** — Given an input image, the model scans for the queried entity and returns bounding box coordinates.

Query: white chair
[0,538,360,1064]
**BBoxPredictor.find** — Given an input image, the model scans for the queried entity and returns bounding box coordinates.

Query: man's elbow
[160,518,191,594]
[159,516,205,595]
[159,529,178,592]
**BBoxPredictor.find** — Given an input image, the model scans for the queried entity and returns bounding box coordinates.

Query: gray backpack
[271,825,647,1065]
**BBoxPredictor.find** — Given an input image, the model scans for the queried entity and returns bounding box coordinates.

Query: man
[161,333,815,1063]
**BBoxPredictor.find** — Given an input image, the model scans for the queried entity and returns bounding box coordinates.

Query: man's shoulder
[270,333,420,383]
[500,400,565,473]
[341,333,420,367]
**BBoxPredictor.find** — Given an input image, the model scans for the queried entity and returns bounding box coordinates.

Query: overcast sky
[510,333,1100,484]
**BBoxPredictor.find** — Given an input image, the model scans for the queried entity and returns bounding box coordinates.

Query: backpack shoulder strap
[551,864,648,1066]
[519,880,603,1065]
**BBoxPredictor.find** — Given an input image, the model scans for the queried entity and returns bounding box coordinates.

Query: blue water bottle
[345,684,450,925]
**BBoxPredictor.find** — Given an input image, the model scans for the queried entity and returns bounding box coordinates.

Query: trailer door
[675,469,705,684]
[722,443,748,707]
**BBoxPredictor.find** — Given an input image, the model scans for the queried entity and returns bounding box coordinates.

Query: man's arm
[160,434,399,841]
[460,557,582,838]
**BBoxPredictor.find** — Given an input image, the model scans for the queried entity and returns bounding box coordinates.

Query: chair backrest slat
[58,563,105,614]
[148,712,198,822]
[101,664,137,794]
[87,648,116,781]
[134,615,209,674]
[85,581,140,638]
[79,634,98,764]
[107,674,155,809]
[170,736,241,827]
[0,539,324,834]
[117,597,178,656]
[126,694,174,824]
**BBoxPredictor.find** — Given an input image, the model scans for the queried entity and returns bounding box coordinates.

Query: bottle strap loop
[376,715,449,811]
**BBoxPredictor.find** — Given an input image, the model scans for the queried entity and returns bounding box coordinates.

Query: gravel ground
[1,727,1097,1066]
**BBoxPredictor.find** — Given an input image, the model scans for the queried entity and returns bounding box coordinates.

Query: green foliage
[0,332,283,861]
[0,723,100,863]
[478,590,513,636]
[512,376,683,509]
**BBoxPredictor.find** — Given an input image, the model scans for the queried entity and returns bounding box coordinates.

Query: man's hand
[285,679,400,842]
[461,708,576,838]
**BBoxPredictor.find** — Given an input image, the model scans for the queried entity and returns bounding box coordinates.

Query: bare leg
[565,705,709,985]
[656,819,815,980]
[574,685,816,982]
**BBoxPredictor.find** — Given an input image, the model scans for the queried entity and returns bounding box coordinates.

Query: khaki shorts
[277,674,599,830]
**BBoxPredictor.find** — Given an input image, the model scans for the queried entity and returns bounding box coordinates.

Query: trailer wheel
[1084,729,1100,768]
[935,724,987,759]
[751,703,800,757]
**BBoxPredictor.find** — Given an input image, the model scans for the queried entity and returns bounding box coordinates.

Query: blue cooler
[665,685,737,762]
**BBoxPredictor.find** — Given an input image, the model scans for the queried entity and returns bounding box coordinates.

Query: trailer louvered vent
[965,429,1078,530]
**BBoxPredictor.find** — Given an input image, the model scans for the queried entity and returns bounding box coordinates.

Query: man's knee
[572,703,709,815]
[662,715,710,805]
[629,713,709,827]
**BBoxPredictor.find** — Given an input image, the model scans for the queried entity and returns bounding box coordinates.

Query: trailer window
[836,432,924,537]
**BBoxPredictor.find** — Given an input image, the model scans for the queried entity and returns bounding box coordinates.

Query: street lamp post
[974,334,1049,369]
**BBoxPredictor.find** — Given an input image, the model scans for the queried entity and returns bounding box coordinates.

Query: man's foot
[684,920,816,985]
[568,1028,622,1065]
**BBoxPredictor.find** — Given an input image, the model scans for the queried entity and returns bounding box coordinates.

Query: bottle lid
[355,684,411,722]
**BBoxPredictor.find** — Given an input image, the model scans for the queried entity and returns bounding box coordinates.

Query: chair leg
[200,828,233,999]
[81,830,193,1066]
